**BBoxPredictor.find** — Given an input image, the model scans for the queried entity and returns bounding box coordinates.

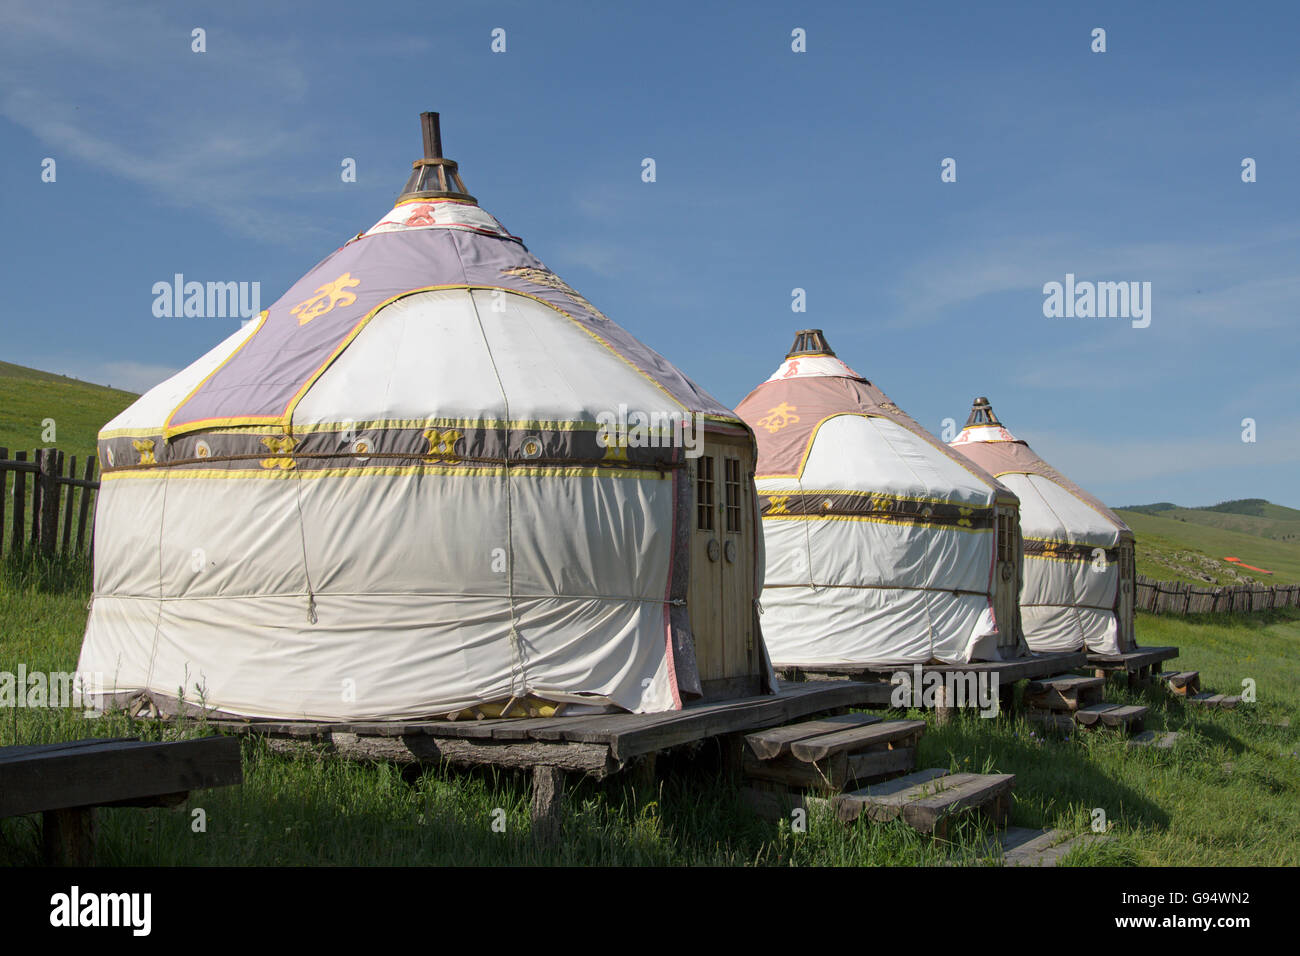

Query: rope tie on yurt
[292,467,318,624]
[142,460,172,693]
[458,264,527,697]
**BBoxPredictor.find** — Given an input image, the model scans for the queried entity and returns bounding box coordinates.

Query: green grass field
[2,560,1296,866]
[1117,509,1300,586]
[0,360,137,463]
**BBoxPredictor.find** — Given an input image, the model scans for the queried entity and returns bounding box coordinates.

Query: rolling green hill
[0,360,137,465]
[1116,508,1300,587]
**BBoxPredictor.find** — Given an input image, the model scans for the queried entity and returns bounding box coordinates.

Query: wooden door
[687,435,759,697]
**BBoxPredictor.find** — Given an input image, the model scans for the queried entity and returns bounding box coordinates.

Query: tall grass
[2,554,1297,865]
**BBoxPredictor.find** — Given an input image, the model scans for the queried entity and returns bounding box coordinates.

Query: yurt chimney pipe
[398,110,476,204]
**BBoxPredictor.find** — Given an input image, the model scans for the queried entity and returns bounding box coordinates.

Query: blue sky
[2,0,1297,508]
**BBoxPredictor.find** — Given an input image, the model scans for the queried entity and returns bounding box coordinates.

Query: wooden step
[1127,730,1180,749]
[1157,670,1201,696]
[744,718,925,791]
[744,712,882,760]
[996,827,1113,866]
[1023,673,1105,711]
[1073,702,1147,731]
[834,768,1014,837]
[1188,693,1242,710]
[788,719,926,763]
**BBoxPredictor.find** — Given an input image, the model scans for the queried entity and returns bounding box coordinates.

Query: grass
[1118,508,1300,586]
[0,359,136,463]
[1,556,1297,866]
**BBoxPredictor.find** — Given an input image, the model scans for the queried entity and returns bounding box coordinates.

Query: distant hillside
[1116,507,1300,587]
[1118,499,1300,543]
[0,360,137,465]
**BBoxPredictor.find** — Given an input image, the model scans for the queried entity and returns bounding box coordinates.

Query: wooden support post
[628,752,658,792]
[933,684,954,726]
[29,450,44,550]
[42,807,97,866]
[530,764,566,843]
[999,680,1016,716]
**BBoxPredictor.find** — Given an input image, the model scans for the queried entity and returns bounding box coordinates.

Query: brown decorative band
[98,424,693,475]
[759,492,995,531]
[1024,540,1120,563]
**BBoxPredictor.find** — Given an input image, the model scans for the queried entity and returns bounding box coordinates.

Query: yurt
[734,330,1029,668]
[949,397,1135,655]
[78,113,772,721]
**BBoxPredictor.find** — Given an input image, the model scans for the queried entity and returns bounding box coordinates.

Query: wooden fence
[0,447,100,559]
[1135,574,1300,615]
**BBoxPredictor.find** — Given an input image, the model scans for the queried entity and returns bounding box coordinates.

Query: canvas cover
[78,195,759,720]
[950,414,1134,654]
[734,348,1026,667]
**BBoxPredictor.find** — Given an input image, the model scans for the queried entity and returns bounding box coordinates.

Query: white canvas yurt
[734,331,1028,667]
[78,113,773,721]
[949,397,1135,655]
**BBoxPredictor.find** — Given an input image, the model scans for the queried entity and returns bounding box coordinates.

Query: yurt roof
[103,112,739,444]
[950,397,1132,539]
[735,330,1018,506]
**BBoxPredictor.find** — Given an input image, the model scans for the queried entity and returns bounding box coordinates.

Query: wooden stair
[1028,701,1147,734]
[835,768,1014,839]
[1023,674,1104,712]
[1187,692,1242,710]
[742,713,925,792]
[1157,670,1201,696]
[995,826,1113,867]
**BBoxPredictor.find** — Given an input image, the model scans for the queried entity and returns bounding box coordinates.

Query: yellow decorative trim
[102,464,669,482]
[762,512,994,533]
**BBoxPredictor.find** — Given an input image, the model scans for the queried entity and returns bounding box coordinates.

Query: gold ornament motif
[602,439,629,462]
[423,428,463,462]
[766,495,791,515]
[260,435,297,470]
[132,439,157,465]
[757,402,799,434]
[957,506,974,528]
[292,272,361,326]
[500,267,609,321]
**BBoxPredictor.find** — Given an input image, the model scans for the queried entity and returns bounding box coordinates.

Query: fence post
[29,449,45,550]
[12,450,28,555]
[0,446,7,560]
[75,457,96,555]
[39,449,61,556]
[61,454,76,553]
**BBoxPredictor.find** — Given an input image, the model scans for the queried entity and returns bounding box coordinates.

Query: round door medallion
[1001,563,1013,580]
[707,538,721,562]
[724,540,737,563]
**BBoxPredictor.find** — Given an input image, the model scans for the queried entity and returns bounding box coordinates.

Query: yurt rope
[458,272,527,698]
[141,461,172,693]
[292,470,318,624]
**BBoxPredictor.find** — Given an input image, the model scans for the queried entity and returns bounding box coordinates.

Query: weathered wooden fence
[1135,574,1300,615]
[0,447,99,559]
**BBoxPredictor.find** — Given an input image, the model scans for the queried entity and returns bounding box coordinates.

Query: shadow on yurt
[78,112,778,723]
[734,330,1036,675]
[948,397,1137,656]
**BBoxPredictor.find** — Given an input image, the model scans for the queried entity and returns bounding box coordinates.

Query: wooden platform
[1087,645,1179,683]
[1157,670,1201,696]
[741,713,924,792]
[0,736,243,864]
[995,827,1113,867]
[778,650,1088,686]
[1187,692,1242,710]
[1023,674,1105,712]
[207,680,878,779]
